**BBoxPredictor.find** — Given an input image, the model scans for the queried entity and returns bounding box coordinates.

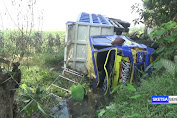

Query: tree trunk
[0,62,21,118]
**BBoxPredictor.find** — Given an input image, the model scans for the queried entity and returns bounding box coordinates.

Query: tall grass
[98,72,177,118]
[9,30,72,117]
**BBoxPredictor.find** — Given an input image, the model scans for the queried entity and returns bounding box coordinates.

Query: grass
[20,48,67,95]
[17,49,92,117]
[98,72,177,118]
[1,30,90,117]
[0,30,66,95]
[43,48,64,66]
[2,29,176,117]
[17,47,69,117]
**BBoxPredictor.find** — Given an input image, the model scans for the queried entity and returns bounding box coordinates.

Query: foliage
[111,82,137,95]
[97,72,177,118]
[97,109,106,118]
[18,84,47,118]
[128,26,146,39]
[17,47,67,117]
[111,84,121,94]
[132,0,177,27]
[4,30,68,117]
[70,84,85,101]
[150,21,177,59]
[154,58,177,79]
[122,3,177,117]
[0,30,65,62]
[1,1,67,116]
[43,46,64,66]
[125,84,136,92]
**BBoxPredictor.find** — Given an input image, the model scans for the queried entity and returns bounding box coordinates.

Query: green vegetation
[18,85,47,118]
[0,30,69,117]
[0,24,176,118]
[0,1,176,117]
[0,30,65,62]
[98,73,177,118]
[128,26,145,37]
[0,30,93,117]
[132,0,177,27]
[97,10,177,117]
[70,84,85,101]
[150,21,177,60]
[98,46,177,118]
[98,1,177,115]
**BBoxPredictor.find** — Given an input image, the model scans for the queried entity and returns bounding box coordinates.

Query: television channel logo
[152,96,177,104]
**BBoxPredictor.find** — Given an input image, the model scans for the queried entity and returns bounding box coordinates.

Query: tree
[0,0,42,117]
[132,0,177,27]
[132,0,177,60]
[0,62,21,118]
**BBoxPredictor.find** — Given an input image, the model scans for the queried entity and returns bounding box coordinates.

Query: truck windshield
[92,37,113,45]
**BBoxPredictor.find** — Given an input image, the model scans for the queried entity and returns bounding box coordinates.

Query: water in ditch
[50,87,113,118]
[67,88,113,118]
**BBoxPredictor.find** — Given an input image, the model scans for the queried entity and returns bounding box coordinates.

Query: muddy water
[53,67,113,117]
[67,88,113,118]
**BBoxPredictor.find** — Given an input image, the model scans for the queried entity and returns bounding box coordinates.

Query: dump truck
[86,35,155,95]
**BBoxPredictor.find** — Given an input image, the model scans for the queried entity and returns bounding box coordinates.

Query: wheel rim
[102,76,107,93]
[102,75,112,95]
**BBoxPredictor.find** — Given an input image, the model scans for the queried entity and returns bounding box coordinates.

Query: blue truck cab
[86,35,155,95]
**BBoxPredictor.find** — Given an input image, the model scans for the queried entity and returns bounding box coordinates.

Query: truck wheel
[134,40,159,49]
[102,75,112,95]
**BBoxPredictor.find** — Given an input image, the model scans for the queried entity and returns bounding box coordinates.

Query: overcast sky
[0,0,143,30]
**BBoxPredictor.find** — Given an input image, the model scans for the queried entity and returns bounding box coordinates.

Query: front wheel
[102,76,112,95]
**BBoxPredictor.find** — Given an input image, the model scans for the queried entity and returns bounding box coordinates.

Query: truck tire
[134,40,159,49]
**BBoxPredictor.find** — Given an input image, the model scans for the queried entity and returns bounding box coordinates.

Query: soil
[51,63,113,118]
[53,61,64,72]
[67,88,113,118]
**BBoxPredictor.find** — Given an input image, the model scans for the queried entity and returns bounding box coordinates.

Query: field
[0,26,177,118]
[0,30,72,117]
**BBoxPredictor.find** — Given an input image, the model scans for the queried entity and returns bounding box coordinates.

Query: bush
[43,47,64,66]
[70,84,85,101]
[98,73,177,118]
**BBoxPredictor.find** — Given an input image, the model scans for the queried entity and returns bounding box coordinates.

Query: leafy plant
[111,84,121,94]
[125,84,136,92]
[70,84,85,101]
[150,21,177,60]
[98,72,177,118]
[132,0,177,26]
[97,109,106,118]
[154,58,177,79]
[43,47,64,66]
[129,94,146,100]
[127,113,140,118]
[18,84,47,117]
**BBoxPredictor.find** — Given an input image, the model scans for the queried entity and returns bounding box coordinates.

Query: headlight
[150,55,153,64]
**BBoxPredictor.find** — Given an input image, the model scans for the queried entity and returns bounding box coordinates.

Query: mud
[67,88,113,118]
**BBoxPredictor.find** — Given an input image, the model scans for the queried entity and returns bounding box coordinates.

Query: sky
[0,0,143,31]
